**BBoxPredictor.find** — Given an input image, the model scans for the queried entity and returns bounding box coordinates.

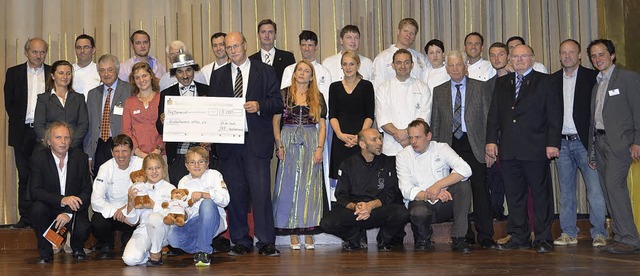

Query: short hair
[398,18,419,32]
[210,32,226,44]
[97,54,121,72]
[587,39,616,63]
[112,134,134,150]
[24,38,49,53]
[512,44,535,56]
[257,19,277,33]
[340,25,360,38]
[165,40,187,55]
[506,36,526,45]
[560,39,581,52]
[45,60,74,93]
[43,121,74,147]
[464,32,484,46]
[393,48,413,63]
[75,34,95,48]
[129,62,160,96]
[299,30,318,44]
[407,119,431,136]
[489,42,509,55]
[424,39,445,54]
[185,146,210,163]
[445,50,467,65]
[142,153,169,181]
[129,30,150,44]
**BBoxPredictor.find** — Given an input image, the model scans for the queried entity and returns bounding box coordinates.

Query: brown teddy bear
[130,169,153,209]
[161,188,194,226]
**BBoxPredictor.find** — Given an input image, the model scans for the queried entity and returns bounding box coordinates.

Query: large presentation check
[162,96,245,144]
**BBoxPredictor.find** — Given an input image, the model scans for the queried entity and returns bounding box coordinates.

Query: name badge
[608,89,620,96]
[133,109,141,115]
[113,105,124,115]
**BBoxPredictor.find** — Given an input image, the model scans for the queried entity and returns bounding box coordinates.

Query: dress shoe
[414,239,434,251]
[480,239,498,249]
[36,256,53,264]
[535,241,554,253]
[599,241,640,254]
[97,251,114,260]
[497,239,531,251]
[212,236,231,253]
[9,220,31,229]
[342,240,361,251]
[377,242,392,252]
[227,244,252,256]
[72,250,87,260]
[451,237,472,254]
[166,245,186,256]
[258,244,280,257]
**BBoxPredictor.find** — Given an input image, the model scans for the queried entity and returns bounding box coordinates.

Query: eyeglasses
[187,159,208,166]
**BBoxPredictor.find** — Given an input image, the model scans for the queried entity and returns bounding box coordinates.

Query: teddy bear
[161,188,194,226]
[130,169,153,209]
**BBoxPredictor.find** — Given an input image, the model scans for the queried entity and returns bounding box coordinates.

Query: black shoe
[9,220,31,229]
[97,251,114,260]
[194,252,211,266]
[414,239,434,251]
[465,237,476,245]
[342,240,361,251]
[452,237,472,254]
[377,242,392,251]
[359,229,368,249]
[258,244,280,257]
[497,239,531,251]
[535,241,554,253]
[166,245,186,256]
[228,244,252,256]
[36,256,53,264]
[212,236,231,253]
[480,239,498,249]
[72,250,87,261]
[146,257,163,266]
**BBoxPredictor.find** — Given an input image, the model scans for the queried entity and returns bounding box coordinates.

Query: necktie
[452,84,463,139]
[515,75,524,99]
[100,88,112,141]
[264,53,271,65]
[234,67,243,98]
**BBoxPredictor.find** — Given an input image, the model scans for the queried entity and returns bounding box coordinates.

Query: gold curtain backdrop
[0,0,637,226]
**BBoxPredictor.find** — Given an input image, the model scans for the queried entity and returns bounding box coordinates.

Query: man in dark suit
[30,121,92,263]
[85,54,132,174]
[551,39,607,248]
[486,44,562,253]
[3,38,51,229]
[208,32,283,256]
[248,19,295,84]
[587,39,640,254]
[157,51,209,185]
[431,50,496,249]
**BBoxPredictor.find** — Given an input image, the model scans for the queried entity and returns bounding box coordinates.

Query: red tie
[100,88,112,141]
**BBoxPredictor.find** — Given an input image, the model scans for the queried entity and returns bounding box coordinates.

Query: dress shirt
[466,58,496,81]
[26,64,46,123]
[396,141,472,201]
[594,64,616,130]
[450,77,468,133]
[562,68,578,134]
[260,48,276,66]
[372,44,431,88]
[72,61,101,101]
[51,89,68,107]
[322,51,374,81]
[232,59,251,131]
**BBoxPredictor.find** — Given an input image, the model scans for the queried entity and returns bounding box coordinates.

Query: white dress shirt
[232,59,251,131]
[26,64,46,124]
[260,48,276,66]
[562,68,578,134]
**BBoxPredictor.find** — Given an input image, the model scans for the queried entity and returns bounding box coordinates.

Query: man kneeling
[396,120,473,253]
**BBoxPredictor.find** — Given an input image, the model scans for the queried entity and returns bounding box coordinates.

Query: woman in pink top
[122,62,164,158]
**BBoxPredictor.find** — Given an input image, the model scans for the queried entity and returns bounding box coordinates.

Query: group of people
[4,16,640,268]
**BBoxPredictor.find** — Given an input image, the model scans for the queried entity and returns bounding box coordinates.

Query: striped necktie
[234,67,243,98]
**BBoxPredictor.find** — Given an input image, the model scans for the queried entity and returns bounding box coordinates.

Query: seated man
[91,134,143,259]
[320,128,409,251]
[30,121,92,263]
[396,119,473,253]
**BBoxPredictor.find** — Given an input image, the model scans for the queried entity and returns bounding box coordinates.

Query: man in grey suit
[85,54,132,174]
[430,50,496,249]
[588,39,640,254]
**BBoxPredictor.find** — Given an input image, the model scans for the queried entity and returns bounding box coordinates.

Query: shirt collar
[451,76,467,87]
[231,58,251,72]
[515,68,534,78]
[597,64,616,83]
[261,48,276,58]
[26,63,44,74]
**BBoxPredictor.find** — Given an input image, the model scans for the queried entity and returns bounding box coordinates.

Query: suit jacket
[589,66,640,158]
[487,70,563,160]
[3,62,51,147]
[29,147,92,214]
[156,81,209,164]
[34,90,89,148]
[249,47,295,83]
[208,60,283,159]
[431,77,492,163]
[551,65,598,150]
[84,79,132,159]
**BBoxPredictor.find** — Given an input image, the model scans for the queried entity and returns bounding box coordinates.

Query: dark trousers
[451,133,493,241]
[501,159,554,244]
[31,201,90,258]
[93,137,113,174]
[320,203,409,244]
[14,124,37,225]
[91,211,136,251]
[487,161,505,216]
[219,141,275,249]
[168,154,188,186]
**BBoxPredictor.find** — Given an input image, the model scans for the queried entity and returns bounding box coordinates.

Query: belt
[25,123,34,128]
[561,134,579,141]
[596,129,606,135]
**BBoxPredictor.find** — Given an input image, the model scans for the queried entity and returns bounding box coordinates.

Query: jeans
[168,199,221,253]
[556,138,607,238]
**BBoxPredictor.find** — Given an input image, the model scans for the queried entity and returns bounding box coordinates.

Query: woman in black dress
[328,50,375,179]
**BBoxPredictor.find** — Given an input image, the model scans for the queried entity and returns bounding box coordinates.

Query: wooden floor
[1,242,640,275]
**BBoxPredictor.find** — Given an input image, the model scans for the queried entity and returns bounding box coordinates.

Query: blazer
[29,147,92,214]
[3,62,51,147]
[156,81,209,164]
[431,77,492,163]
[34,90,89,149]
[248,47,296,83]
[84,79,132,159]
[551,65,598,150]
[589,66,640,158]
[487,70,563,160]
[208,60,283,159]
